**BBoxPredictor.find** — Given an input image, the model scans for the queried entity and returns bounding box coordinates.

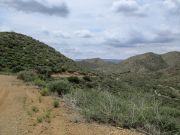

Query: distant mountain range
[76,58,123,64]
[78,51,180,73]
[1,32,179,75]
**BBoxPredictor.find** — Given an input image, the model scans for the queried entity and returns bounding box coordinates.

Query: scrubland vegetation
[1,32,180,135]
[17,69,180,135]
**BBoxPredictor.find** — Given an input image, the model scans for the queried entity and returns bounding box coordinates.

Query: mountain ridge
[78,51,180,73]
[0,32,80,73]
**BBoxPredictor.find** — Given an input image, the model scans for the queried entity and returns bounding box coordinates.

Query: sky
[0,0,180,59]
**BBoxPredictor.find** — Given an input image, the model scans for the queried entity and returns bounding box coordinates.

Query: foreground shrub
[17,70,38,82]
[35,66,52,78]
[65,89,180,134]
[40,88,49,96]
[48,80,70,96]
[68,76,80,84]
[32,106,39,113]
[53,99,59,108]
[83,76,91,82]
[33,78,46,87]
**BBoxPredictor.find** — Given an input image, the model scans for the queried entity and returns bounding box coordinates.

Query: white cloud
[74,30,94,38]
[111,0,146,16]
[104,28,180,48]
[164,0,180,14]
[0,0,180,59]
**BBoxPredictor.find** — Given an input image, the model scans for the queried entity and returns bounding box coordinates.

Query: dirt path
[0,75,142,135]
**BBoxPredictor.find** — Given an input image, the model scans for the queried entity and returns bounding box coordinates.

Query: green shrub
[40,88,49,96]
[11,65,24,73]
[48,80,70,96]
[65,89,180,134]
[37,116,43,123]
[68,76,80,84]
[83,76,91,81]
[33,78,46,87]
[61,67,67,72]
[17,70,38,82]
[53,99,59,108]
[35,66,52,78]
[32,106,39,113]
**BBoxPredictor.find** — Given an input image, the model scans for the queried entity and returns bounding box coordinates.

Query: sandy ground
[0,75,142,135]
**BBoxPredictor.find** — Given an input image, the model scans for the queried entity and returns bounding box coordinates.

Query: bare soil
[0,75,142,135]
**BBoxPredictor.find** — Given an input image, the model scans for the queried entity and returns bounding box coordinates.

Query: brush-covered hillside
[162,51,180,68]
[77,58,117,72]
[0,32,80,73]
[117,52,168,73]
[79,52,180,73]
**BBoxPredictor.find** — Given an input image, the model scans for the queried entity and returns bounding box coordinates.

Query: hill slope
[117,52,168,73]
[0,32,78,73]
[79,52,180,73]
[77,58,116,72]
[162,51,180,68]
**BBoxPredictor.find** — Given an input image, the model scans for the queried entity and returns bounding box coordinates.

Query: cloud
[164,0,180,14]
[40,29,94,39]
[111,0,146,16]
[0,26,12,31]
[0,0,180,59]
[1,0,69,17]
[104,29,179,48]
[74,30,94,38]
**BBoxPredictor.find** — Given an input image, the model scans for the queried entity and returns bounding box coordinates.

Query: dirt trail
[0,75,142,135]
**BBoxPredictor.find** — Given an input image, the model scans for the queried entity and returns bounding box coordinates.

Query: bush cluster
[17,70,38,82]
[48,80,70,96]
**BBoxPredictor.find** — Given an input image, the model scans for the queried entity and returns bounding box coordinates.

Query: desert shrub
[68,76,80,84]
[37,116,43,123]
[35,66,52,78]
[32,106,39,113]
[61,67,67,72]
[17,70,38,82]
[83,76,91,81]
[53,99,59,108]
[65,89,180,134]
[11,65,24,73]
[40,88,49,96]
[48,80,70,96]
[33,78,46,87]
[86,83,94,88]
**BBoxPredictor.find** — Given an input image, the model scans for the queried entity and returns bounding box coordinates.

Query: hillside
[117,52,168,73]
[162,51,180,68]
[79,52,180,73]
[77,58,122,64]
[0,32,79,73]
[77,58,115,72]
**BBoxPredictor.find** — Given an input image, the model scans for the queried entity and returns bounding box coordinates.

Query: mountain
[77,58,117,72]
[0,32,79,73]
[162,51,180,68]
[78,52,180,74]
[77,58,122,64]
[102,59,123,64]
[117,52,168,73]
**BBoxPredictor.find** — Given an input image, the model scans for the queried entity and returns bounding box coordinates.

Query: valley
[0,32,179,135]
